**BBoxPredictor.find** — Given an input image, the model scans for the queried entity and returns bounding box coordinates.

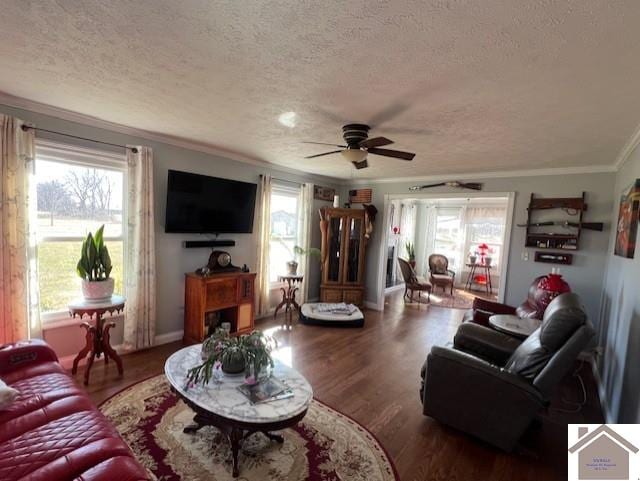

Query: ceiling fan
[303,124,416,170]
[409,181,483,191]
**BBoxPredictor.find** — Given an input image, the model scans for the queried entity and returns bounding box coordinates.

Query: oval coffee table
[165,345,313,477]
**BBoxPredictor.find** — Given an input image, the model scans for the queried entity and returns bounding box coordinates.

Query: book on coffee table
[237,378,293,405]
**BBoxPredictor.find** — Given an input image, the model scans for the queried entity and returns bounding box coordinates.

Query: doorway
[377,192,515,311]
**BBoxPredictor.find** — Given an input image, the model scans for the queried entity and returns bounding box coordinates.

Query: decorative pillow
[0,378,19,409]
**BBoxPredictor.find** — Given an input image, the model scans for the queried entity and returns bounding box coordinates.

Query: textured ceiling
[1,1,640,179]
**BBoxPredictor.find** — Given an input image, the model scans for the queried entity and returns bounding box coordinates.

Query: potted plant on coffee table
[187,330,277,388]
[76,225,114,301]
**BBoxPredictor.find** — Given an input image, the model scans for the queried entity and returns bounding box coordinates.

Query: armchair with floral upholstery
[428,254,455,296]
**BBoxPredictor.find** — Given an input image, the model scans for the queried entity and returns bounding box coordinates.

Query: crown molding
[0,91,342,186]
[613,121,640,171]
[346,165,617,186]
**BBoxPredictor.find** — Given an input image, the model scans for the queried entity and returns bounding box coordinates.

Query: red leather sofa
[0,339,149,481]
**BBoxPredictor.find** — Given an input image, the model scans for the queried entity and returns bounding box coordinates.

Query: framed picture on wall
[614,179,640,258]
[313,185,335,202]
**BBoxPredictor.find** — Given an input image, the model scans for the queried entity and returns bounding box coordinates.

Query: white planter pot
[82,278,115,302]
[286,261,298,276]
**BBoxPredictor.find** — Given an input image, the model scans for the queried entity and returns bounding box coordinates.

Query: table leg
[72,322,94,375]
[263,431,284,443]
[273,287,287,319]
[487,268,493,293]
[103,321,124,375]
[84,350,97,386]
[230,427,243,478]
[183,413,209,434]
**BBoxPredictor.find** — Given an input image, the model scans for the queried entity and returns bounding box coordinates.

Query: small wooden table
[274,275,303,326]
[464,263,493,294]
[69,295,125,385]
[489,314,541,339]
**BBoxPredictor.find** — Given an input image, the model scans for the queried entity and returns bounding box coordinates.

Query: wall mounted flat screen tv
[165,170,257,233]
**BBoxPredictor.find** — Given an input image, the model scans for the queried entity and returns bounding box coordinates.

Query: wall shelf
[525,192,585,251]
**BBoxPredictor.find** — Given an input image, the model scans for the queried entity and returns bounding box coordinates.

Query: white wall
[349,172,615,321]
[598,151,640,423]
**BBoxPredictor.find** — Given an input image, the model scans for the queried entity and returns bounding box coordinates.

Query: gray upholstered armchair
[420,293,594,451]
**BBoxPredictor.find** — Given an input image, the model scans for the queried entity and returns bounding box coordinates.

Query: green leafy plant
[187,329,277,388]
[405,241,416,262]
[76,225,112,281]
[293,245,321,260]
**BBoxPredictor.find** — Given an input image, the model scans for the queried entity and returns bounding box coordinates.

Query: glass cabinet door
[345,216,363,283]
[326,215,343,283]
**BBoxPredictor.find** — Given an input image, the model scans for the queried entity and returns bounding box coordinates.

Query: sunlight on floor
[263,325,293,367]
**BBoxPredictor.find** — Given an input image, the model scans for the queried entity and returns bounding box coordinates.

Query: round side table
[69,295,125,385]
[274,275,304,327]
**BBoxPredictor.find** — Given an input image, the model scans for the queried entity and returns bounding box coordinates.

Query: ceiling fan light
[341,148,367,163]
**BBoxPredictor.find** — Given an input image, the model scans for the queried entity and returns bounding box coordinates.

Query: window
[34,141,126,319]
[269,184,300,283]
[433,207,463,270]
[464,207,507,269]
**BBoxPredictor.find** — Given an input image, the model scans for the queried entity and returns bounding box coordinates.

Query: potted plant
[76,225,114,301]
[187,330,277,387]
[275,237,321,276]
[405,242,416,268]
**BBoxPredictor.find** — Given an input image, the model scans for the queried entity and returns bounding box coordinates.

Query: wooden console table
[464,263,493,294]
[69,295,125,385]
[184,271,256,344]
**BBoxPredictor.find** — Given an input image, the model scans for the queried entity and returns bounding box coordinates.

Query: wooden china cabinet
[319,207,368,307]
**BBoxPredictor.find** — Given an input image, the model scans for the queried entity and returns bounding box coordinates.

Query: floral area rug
[428,287,497,309]
[100,374,399,481]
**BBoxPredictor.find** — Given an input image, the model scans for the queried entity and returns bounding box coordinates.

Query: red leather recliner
[0,339,149,481]
[463,276,548,326]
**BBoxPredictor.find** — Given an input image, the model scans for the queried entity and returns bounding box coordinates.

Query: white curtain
[0,115,36,344]
[297,182,314,303]
[255,175,272,317]
[399,201,417,257]
[124,146,156,350]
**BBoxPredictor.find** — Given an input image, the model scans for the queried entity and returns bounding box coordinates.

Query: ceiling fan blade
[359,136,393,149]
[367,147,415,160]
[352,159,369,170]
[304,150,343,159]
[457,182,483,190]
[302,141,347,148]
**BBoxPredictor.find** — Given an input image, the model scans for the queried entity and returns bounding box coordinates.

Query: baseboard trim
[364,301,382,311]
[155,330,184,345]
[587,355,613,423]
[58,343,125,370]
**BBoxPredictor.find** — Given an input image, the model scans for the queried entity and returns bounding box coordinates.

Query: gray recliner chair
[420,292,594,451]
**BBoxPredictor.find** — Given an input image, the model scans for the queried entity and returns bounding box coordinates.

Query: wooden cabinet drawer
[321,288,343,303]
[343,289,363,306]
[205,278,237,310]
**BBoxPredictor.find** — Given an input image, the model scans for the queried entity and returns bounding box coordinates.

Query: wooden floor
[83,291,603,481]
